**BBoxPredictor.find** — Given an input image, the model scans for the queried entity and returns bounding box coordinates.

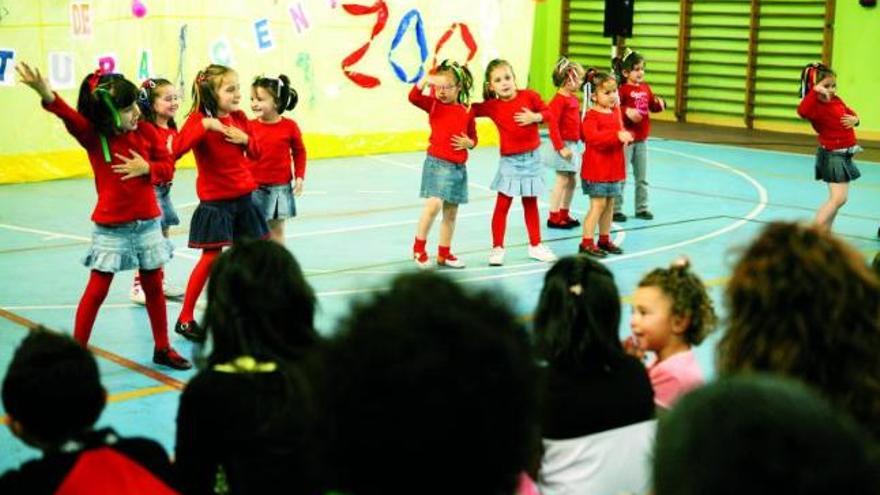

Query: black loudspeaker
[860,0,876,7]
[604,0,635,38]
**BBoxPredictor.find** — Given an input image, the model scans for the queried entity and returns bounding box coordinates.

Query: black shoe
[598,242,624,255]
[153,347,193,370]
[635,210,654,220]
[547,219,571,229]
[613,212,628,222]
[563,217,581,228]
[174,320,206,343]
[578,244,607,258]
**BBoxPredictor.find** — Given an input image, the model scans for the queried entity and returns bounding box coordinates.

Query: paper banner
[0,48,14,86]
[254,18,274,51]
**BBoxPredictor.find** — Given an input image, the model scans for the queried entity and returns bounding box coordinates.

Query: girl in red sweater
[249,74,305,244]
[173,64,268,342]
[474,59,559,267]
[579,72,633,257]
[129,78,185,305]
[16,62,190,369]
[409,60,477,269]
[796,63,862,231]
[546,57,586,230]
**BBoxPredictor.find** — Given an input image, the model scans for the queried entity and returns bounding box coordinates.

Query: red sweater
[174,110,258,201]
[581,107,626,182]
[43,94,171,224]
[619,82,663,142]
[797,90,858,150]
[139,121,178,185]
[249,118,307,185]
[408,86,477,165]
[473,89,556,156]
[547,92,582,151]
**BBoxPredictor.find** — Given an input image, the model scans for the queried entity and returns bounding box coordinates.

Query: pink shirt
[648,349,704,409]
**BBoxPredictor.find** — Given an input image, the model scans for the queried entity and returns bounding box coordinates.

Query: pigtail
[799,62,833,98]
[277,74,298,112]
[581,67,599,120]
[190,69,209,117]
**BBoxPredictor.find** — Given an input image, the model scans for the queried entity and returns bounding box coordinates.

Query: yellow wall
[0,0,536,183]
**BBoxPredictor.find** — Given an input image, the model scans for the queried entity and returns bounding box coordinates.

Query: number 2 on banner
[340,0,388,88]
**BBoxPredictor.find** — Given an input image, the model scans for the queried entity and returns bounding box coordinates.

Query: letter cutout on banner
[49,52,76,89]
[0,49,14,86]
[288,3,310,34]
[388,9,427,83]
[137,49,152,80]
[70,2,93,38]
[340,0,388,88]
[210,38,233,66]
[254,18,273,50]
[430,22,478,69]
[97,55,116,74]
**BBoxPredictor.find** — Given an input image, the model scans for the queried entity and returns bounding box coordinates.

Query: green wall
[529,0,563,101]
[832,1,879,136]
[530,0,880,138]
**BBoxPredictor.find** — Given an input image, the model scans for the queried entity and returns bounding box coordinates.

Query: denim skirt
[490,149,545,197]
[82,217,173,272]
[420,154,468,204]
[252,183,297,220]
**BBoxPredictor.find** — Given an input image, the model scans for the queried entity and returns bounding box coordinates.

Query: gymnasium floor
[1,133,878,470]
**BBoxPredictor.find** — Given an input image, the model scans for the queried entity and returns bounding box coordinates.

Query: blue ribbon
[388,9,427,83]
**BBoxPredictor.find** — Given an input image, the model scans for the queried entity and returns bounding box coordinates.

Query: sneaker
[488,247,505,266]
[174,320,206,343]
[153,347,193,370]
[413,251,430,269]
[129,283,146,305]
[598,241,624,255]
[563,217,581,228]
[613,212,628,222]
[546,219,571,230]
[635,210,654,220]
[528,243,558,263]
[578,244,607,258]
[163,282,185,298]
[437,253,466,269]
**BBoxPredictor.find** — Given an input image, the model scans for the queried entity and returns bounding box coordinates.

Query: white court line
[311,147,767,296]
[0,222,200,260]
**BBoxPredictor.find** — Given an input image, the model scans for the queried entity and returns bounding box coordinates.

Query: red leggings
[491,193,541,247]
[74,269,169,349]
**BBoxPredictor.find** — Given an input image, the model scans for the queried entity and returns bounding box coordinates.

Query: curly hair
[717,222,880,438]
[638,259,717,345]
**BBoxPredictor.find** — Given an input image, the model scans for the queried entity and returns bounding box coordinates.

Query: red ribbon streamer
[340,0,388,88]
[430,22,477,70]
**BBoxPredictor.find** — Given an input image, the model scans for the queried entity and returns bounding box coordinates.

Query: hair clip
[670,255,691,269]
[569,284,583,296]
[87,68,104,93]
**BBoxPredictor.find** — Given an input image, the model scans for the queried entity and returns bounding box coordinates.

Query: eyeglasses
[435,84,458,91]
